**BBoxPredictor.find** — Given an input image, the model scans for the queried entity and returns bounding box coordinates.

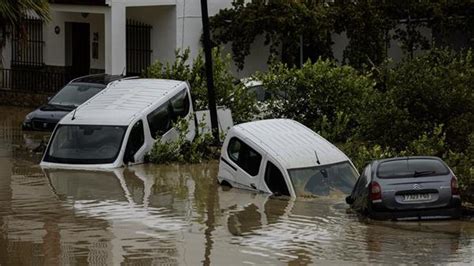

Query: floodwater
[0,106,473,265]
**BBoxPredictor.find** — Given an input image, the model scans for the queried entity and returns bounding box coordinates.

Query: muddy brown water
[0,106,473,265]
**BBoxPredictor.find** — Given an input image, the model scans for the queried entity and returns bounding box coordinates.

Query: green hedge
[144,47,473,202]
[258,48,473,201]
[144,48,257,124]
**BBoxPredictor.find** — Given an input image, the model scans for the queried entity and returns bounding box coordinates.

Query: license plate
[403,193,431,202]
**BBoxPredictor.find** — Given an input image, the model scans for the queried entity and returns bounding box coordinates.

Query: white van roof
[231,119,350,169]
[60,79,186,126]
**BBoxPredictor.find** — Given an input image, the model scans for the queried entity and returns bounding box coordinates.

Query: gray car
[346,156,461,220]
[22,74,124,131]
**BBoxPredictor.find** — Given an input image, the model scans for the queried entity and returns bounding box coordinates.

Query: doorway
[65,22,90,78]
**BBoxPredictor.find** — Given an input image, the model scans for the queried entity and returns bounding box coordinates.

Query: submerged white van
[217,119,359,198]
[41,79,232,170]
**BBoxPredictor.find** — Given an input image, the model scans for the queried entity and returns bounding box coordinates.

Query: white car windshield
[288,161,358,197]
[44,125,126,164]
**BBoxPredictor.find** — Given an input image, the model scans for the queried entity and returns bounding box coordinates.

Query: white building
[2,0,456,93]
[0,0,269,89]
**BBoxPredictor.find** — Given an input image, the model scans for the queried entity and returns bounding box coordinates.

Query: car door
[262,160,291,196]
[351,165,371,212]
[225,137,264,191]
[123,119,146,165]
[169,88,196,141]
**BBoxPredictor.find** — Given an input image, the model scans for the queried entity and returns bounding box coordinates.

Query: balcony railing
[0,68,70,93]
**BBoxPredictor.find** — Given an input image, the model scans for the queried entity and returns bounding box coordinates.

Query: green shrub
[257,59,377,143]
[338,141,397,171]
[362,49,474,152]
[146,117,219,164]
[144,48,257,124]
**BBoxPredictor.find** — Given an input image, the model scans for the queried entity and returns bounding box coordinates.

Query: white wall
[176,0,233,59]
[332,32,349,64]
[175,0,270,78]
[387,25,432,63]
[127,5,176,65]
[224,35,271,79]
[44,11,105,70]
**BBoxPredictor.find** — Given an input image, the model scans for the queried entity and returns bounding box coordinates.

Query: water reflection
[0,106,473,265]
[218,189,473,264]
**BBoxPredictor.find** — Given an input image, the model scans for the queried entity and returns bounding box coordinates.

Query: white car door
[224,137,264,191]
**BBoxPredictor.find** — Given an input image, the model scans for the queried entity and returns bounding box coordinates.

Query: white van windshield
[44,125,127,164]
[288,162,358,197]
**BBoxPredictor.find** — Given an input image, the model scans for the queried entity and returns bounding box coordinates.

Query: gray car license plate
[403,193,431,202]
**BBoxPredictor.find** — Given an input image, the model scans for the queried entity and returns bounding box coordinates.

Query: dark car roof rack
[69,73,125,85]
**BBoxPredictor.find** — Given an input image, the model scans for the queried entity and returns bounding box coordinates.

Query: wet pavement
[0,106,473,265]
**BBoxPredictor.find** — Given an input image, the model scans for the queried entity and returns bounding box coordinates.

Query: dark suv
[22,74,123,131]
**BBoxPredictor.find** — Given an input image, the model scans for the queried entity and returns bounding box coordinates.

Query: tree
[0,0,50,67]
[210,0,334,69]
[210,0,473,70]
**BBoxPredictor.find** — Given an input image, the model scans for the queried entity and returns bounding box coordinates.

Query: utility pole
[200,0,220,144]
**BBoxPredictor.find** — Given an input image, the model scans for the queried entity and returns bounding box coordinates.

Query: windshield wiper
[413,170,436,177]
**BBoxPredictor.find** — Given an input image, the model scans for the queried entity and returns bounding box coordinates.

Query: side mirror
[47,96,51,102]
[345,195,354,205]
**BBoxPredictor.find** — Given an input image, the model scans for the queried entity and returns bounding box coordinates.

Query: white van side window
[227,137,262,176]
[170,90,190,121]
[124,120,145,164]
[147,104,172,139]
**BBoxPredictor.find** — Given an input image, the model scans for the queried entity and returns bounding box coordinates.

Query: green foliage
[210,0,473,70]
[339,141,397,172]
[444,134,474,202]
[144,48,257,123]
[362,49,474,152]
[210,0,335,69]
[258,51,473,201]
[257,59,376,142]
[0,0,50,31]
[147,117,218,164]
[0,0,50,66]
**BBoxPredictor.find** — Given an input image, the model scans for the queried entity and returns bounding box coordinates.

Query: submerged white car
[217,119,359,198]
[41,78,232,170]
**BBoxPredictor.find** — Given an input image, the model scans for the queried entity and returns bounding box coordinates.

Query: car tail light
[451,176,460,196]
[369,181,382,201]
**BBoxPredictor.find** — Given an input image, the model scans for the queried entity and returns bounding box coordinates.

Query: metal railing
[11,17,44,67]
[126,19,153,76]
[0,68,69,93]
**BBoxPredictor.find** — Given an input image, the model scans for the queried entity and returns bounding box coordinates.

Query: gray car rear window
[377,158,449,178]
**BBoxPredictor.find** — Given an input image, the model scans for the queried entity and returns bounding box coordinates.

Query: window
[124,120,145,164]
[353,166,370,194]
[264,161,290,196]
[288,161,358,197]
[11,17,44,67]
[227,137,262,176]
[377,158,449,179]
[147,103,171,139]
[170,89,190,120]
[49,83,105,107]
[44,125,127,164]
[126,19,152,76]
